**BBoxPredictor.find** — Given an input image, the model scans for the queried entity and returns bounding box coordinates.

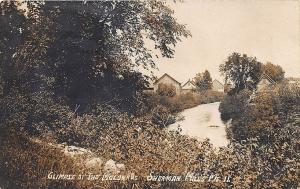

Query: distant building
[147,73,228,95]
[257,73,275,91]
[181,79,196,93]
[212,79,224,92]
[153,73,182,93]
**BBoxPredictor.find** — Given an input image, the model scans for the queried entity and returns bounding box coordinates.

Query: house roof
[212,79,223,86]
[153,73,181,85]
[260,73,275,84]
[182,79,195,87]
[182,79,196,90]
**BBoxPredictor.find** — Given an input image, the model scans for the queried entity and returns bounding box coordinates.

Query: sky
[149,0,300,84]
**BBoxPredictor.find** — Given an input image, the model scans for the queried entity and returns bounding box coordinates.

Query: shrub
[1,86,299,188]
[0,128,89,189]
[224,83,299,143]
[197,90,224,104]
[0,91,72,139]
[151,105,177,128]
[157,83,177,97]
[217,83,300,188]
[219,89,252,121]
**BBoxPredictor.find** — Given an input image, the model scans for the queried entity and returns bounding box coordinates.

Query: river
[168,102,229,147]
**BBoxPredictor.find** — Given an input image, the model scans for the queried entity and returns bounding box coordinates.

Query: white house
[181,79,196,93]
[153,73,182,93]
[149,73,227,95]
[212,79,224,92]
[256,73,275,91]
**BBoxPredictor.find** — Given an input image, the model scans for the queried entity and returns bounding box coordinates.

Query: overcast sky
[150,0,300,84]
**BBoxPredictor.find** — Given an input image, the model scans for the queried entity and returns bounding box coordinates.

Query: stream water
[168,102,229,147]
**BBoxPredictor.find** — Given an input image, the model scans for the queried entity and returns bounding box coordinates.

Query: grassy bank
[1,86,299,188]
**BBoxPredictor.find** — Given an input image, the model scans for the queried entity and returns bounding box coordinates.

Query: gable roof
[259,73,275,84]
[182,79,195,87]
[153,73,181,85]
[212,79,223,86]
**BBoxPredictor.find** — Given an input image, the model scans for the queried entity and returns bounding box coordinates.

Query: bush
[0,128,89,189]
[217,83,300,188]
[0,91,72,139]
[146,91,223,114]
[157,83,177,97]
[1,86,298,188]
[197,90,224,104]
[141,91,224,128]
[151,105,177,128]
[222,83,299,143]
[219,89,252,121]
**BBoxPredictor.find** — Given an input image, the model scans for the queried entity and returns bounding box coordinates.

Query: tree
[0,1,27,95]
[0,0,190,135]
[220,52,263,94]
[263,62,285,82]
[8,1,190,112]
[194,70,212,91]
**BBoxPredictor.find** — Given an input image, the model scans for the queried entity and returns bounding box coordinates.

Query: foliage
[263,62,285,82]
[151,105,177,128]
[0,91,72,139]
[218,82,300,188]
[0,1,298,189]
[219,89,252,121]
[157,83,177,97]
[1,0,190,114]
[194,70,212,91]
[2,102,299,188]
[222,83,299,142]
[197,90,224,104]
[220,52,263,94]
[146,91,223,114]
[0,128,89,189]
[0,1,27,96]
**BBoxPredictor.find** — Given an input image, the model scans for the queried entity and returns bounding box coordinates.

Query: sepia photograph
[0,0,299,188]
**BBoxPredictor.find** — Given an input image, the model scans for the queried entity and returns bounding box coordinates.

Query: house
[212,79,224,92]
[248,73,276,103]
[153,73,182,93]
[181,79,196,93]
[149,73,227,95]
[256,73,275,91]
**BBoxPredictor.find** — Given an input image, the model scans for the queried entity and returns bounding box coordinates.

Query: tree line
[220,52,285,94]
[0,1,190,115]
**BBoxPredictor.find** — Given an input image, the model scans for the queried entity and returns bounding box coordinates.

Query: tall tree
[263,62,285,82]
[220,52,263,94]
[194,70,212,91]
[11,1,190,112]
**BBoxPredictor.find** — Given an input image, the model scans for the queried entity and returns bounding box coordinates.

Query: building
[153,73,182,93]
[181,79,196,93]
[212,79,224,92]
[256,73,275,91]
[149,73,227,95]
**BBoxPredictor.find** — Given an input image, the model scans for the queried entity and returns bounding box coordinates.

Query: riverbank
[143,90,224,128]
